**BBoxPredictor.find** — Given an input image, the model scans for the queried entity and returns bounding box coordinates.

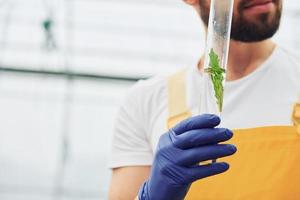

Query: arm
[109,166,150,200]
[108,82,154,200]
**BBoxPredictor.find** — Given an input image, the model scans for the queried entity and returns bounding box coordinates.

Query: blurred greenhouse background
[0,0,299,199]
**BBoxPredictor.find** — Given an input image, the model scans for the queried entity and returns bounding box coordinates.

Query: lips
[244,0,273,9]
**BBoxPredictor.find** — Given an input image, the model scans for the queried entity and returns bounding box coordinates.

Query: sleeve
[108,81,154,168]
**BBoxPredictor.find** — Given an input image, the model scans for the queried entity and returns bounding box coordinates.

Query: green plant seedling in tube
[201,0,234,164]
[201,0,234,116]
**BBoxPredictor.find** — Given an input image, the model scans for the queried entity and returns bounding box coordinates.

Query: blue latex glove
[138,114,237,200]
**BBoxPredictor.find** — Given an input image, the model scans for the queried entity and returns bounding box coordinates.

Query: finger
[175,144,237,166]
[172,114,221,135]
[185,162,230,182]
[171,128,233,149]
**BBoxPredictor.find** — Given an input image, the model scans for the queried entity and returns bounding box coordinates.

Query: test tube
[201,0,234,116]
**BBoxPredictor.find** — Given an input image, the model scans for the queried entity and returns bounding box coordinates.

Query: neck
[198,39,276,81]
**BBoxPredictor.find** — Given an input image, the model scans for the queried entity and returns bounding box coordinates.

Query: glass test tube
[201,0,234,117]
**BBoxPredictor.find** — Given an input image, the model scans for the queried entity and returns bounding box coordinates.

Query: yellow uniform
[167,70,300,200]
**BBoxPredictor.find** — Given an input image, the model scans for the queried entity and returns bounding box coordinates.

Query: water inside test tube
[201,0,234,116]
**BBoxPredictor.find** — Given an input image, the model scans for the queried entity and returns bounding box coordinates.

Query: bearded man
[109,0,300,199]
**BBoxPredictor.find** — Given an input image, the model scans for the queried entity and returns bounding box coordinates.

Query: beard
[199,0,282,42]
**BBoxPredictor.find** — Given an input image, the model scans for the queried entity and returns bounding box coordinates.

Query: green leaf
[205,49,226,112]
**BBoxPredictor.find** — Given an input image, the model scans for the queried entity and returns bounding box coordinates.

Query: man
[109,0,300,199]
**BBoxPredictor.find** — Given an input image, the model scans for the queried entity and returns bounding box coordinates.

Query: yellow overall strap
[167,69,192,129]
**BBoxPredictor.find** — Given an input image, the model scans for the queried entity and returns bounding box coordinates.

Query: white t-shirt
[109,45,300,168]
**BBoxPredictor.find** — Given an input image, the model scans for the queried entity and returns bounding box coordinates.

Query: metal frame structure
[0,65,145,82]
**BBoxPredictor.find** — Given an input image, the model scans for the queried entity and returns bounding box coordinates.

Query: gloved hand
[138,114,237,200]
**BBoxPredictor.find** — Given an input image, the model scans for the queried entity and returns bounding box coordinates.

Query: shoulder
[112,74,169,148]
[119,72,170,126]
[122,69,189,129]
[271,46,300,83]
[271,45,300,95]
[276,45,300,71]
[126,74,168,106]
